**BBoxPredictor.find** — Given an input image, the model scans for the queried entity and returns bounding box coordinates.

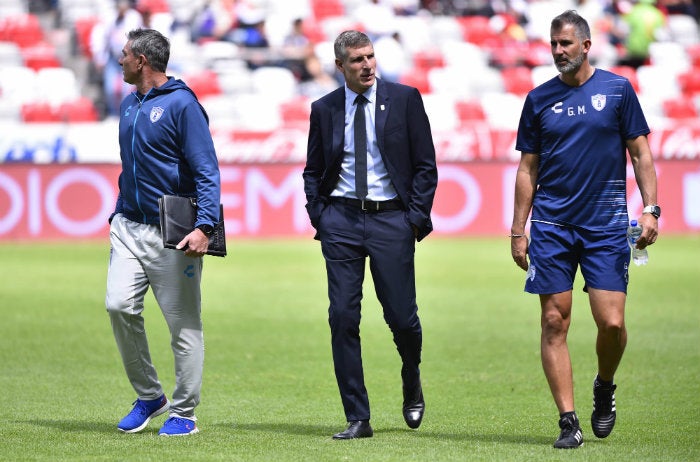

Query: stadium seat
[456,15,500,46]
[251,66,298,102]
[231,94,282,132]
[649,41,690,75]
[686,43,700,67]
[501,66,533,96]
[0,14,44,48]
[0,65,37,106]
[430,16,464,44]
[199,40,241,67]
[531,64,557,87]
[412,49,445,72]
[58,96,99,122]
[0,40,22,64]
[454,99,486,124]
[280,96,311,127]
[183,69,222,99]
[667,14,700,46]
[311,0,344,20]
[439,40,490,70]
[21,41,61,71]
[198,94,241,129]
[637,64,681,103]
[399,69,431,95]
[677,68,700,97]
[0,96,21,121]
[136,0,171,14]
[662,97,698,119]
[73,16,99,59]
[421,94,459,131]
[21,101,60,122]
[523,40,551,67]
[480,91,525,130]
[301,19,326,44]
[35,67,80,106]
[215,63,254,95]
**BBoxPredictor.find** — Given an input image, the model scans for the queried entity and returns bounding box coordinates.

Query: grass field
[0,236,698,461]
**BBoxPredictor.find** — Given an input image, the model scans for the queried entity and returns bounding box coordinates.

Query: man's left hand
[176,229,210,257]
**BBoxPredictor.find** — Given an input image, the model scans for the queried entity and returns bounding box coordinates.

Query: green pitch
[0,236,698,461]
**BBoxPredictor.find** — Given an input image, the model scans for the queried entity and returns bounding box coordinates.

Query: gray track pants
[105,214,204,418]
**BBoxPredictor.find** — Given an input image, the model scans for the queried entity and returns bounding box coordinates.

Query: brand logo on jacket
[150,106,165,123]
[591,94,606,111]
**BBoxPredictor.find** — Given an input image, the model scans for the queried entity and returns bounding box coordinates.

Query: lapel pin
[380,105,385,111]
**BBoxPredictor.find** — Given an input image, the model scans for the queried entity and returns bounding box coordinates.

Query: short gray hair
[551,10,591,41]
[334,30,372,61]
[127,28,170,72]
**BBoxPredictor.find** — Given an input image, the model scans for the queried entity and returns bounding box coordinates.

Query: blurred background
[1,0,699,239]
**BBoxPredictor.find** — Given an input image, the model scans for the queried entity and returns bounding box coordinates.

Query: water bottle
[627,220,648,266]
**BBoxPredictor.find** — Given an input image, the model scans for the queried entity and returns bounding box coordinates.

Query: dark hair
[551,10,591,41]
[334,30,372,61]
[127,28,170,72]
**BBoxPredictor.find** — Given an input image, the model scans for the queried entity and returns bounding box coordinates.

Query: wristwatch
[196,224,214,237]
[642,205,661,219]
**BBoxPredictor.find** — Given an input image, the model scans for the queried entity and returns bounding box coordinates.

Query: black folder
[158,195,227,257]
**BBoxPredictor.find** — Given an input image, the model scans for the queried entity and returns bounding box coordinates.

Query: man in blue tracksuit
[105,28,221,436]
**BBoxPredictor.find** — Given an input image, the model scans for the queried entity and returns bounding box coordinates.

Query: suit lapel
[331,90,345,163]
[375,79,389,155]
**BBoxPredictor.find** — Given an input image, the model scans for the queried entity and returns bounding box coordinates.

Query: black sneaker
[553,413,583,449]
[591,377,617,438]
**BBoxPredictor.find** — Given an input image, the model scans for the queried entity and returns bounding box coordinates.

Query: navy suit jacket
[303,78,438,241]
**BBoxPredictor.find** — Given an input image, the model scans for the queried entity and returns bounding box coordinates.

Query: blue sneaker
[159,416,199,436]
[117,395,170,433]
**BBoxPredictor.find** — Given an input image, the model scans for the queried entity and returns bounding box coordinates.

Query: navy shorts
[525,221,630,295]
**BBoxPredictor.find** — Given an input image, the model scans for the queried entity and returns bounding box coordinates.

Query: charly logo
[591,94,606,111]
[150,106,165,123]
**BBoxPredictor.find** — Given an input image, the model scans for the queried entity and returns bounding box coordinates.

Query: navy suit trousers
[319,200,423,421]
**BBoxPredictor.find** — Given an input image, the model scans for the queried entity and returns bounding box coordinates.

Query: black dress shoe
[402,383,425,429]
[332,420,373,439]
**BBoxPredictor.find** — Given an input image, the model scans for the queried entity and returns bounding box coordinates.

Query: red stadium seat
[21,42,61,71]
[455,99,486,123]
[136,0,171,13]
[183,69,222,99]
[501,66,533,96]
[0,14,44,48]
[311,0,344,20]
[662,97,698,119]
[456,15,499,46]
[685,43,700,67]
[58,97,99,122]
[523,40,551,67]
[677,68,700,97]
[280,96,311,126]
[21,102,60,122]
[73,17,99,59]
[400,69,431,95]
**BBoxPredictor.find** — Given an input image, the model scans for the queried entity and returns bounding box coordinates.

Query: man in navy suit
[303,30,438,439]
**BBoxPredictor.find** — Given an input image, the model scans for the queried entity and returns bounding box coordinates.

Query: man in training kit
[510,10,659,448]
[105,28,221,436]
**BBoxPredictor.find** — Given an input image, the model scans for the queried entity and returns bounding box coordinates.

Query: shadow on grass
[223,422,554,445]
[21,419,119,434]
[21,419,562,447]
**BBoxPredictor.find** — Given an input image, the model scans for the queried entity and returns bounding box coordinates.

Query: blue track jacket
[112,77,221,228]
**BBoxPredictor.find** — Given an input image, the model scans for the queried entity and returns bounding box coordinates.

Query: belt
[331,197,404,213]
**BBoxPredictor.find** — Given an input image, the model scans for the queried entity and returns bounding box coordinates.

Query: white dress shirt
[331,83,398,201]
